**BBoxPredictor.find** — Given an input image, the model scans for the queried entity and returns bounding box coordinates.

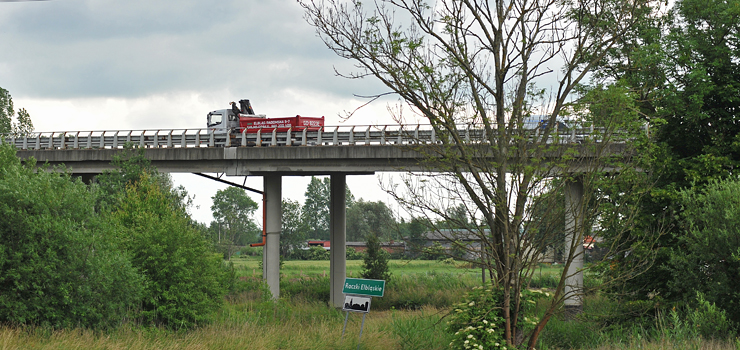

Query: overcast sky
[0,0,410,225]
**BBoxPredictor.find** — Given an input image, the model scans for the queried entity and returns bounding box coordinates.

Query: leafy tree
[0,87,33,136]
[96,146,229,328]
[598,0,740,317]
[95,146,188,214]
[361,234,391,282]
[302,176,331,240]
[281,199,308,257]
[346,199,397,241]
[110,174,227,328]
[0,143,142,328]
[402,217,429,258]
[211,187,260,260]
[670,178,740,324]
[301,176,355,240]
[436,203,473,229]
[301,0,656,346]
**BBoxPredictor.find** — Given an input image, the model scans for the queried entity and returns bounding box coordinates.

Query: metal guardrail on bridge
[0,123,634,151]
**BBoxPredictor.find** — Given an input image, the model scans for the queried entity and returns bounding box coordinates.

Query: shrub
[308,246,330,260]
[110,175,228,329]
[361,234,391,282]
[0,144,142,328]
[446,286,547,350]
[346,247,365,260]
[239,246,262,256]
[686,292,736,339]
[421,242,446,260]
[447,286,507,350]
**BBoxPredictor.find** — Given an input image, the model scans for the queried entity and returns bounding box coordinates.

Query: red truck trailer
[239,115,324,133]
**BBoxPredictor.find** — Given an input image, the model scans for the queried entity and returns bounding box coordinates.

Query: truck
[207,99,324,135]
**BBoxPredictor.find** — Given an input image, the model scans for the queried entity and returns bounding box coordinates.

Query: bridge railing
[0,123,637,150]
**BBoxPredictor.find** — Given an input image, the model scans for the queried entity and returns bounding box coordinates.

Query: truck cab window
[208,113,222,127]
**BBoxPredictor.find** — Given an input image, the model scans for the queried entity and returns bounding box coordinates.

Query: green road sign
[343,278,385,297]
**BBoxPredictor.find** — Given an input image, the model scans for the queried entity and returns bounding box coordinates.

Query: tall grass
[536,294,740,350]
[0,306,448,350]
[5,258,738,350]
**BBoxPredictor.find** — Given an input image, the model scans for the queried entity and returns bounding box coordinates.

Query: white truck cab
[206,99,265,134]
[206,109,238,134]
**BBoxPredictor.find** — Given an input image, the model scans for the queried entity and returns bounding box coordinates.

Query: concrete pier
[264,175,282,299]
[564,178,584,315]
[329,174,347,308]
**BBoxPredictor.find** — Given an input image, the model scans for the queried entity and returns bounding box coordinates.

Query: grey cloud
[0,0,384,100]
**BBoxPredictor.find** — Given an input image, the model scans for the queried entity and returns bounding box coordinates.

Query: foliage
[0,87,33,136]
[210,187,260,259]
[0,143,142,328]
[401,217,430,258]
[281,199,307,257]
[668,178,740,324]
[684,292,737,340]
[345,247,365,260]
[447,287,547,350]
[301,176,355,240]
[95,146,188,214]
[346,199,397,241]
[601,0,740,316]
[305,246,330,260]
[110,174,228,328]
[302,177,331,240]
[361,234,391,282]
[420,242,446,261]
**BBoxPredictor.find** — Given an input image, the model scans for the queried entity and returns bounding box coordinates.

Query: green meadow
[1,259,737,349]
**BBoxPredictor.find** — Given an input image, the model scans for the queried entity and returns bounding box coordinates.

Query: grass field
[230,256,565,281]
[229,256,494,278]
[2,259,737,350]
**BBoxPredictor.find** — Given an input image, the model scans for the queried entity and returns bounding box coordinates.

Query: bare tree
[300,0,661,347]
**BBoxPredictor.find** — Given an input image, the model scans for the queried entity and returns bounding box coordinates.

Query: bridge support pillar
[264,175,282,300]
[329,174,347,308]
[564,177,584,316]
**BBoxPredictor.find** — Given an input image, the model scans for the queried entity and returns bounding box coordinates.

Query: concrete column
[264,175,282,299]
[564,178,584,315]
[329,174,347,308]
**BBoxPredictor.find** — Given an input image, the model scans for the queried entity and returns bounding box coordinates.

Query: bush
[361,234,391,282]
[0,144,142,328]
[346,247,365,260]
[308,246,330,260]
[421,242,446,260]
[670,178,740,324]
[446,287,507,350]
[110,175,228,328]
[239,246,262,256]
[446,286,547,350]
[686,292,736,339]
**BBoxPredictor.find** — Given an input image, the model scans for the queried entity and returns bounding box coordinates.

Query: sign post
[340,278,385,349]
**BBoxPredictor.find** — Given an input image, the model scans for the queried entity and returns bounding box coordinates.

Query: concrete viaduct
[3,125,626,310]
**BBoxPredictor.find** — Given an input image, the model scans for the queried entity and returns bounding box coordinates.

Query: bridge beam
[564,177,584,316]
[329,174,347,308]
[264,175,282,299]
